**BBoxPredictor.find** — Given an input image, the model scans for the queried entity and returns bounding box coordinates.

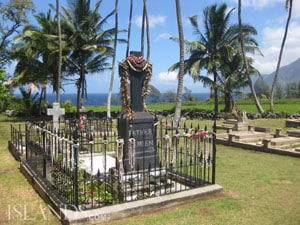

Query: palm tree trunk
[76,83,81,113]
[107,0,119,118]
[238,0,264,114]
[126,0,133,57]
[224,91,232,113]
[38,87,44,116]
[141,2,146,55]
[56,0,62,103]
[143,0,150,61]
[173,0,184,128]
[270,0,292,111]
[80,60,87,109]
[213,70,218,114]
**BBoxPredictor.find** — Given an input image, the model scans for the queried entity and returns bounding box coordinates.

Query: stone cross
[47,102,65,132]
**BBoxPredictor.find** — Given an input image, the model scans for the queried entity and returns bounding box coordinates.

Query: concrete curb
[61,184,223,225]
[216,137,300,158]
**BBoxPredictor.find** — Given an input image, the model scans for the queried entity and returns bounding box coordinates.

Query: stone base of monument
[118,112,160,172]
[108,167,197,202]
[233,122,249,131]
[223,119,249,131]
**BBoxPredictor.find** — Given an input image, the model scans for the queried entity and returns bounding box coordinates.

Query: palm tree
[238,0,264,114]
[107,0,119,118]
[269,0,293,111]
[219,54,258,112]
[11,11,62,114]
[173,0,184,128]
[61,0,120,112]
[170,3,260,114]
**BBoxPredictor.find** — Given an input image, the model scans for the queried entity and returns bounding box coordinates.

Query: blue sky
[20,0,300,93]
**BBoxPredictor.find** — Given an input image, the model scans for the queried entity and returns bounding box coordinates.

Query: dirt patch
[0,167,18,175]
[271,180,292,184]
[222,191,243,198]
[197,207,215,217]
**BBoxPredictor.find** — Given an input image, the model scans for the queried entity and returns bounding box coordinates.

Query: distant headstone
[230,105,249,131]
[118,52,159,171]
[47,102,65,132]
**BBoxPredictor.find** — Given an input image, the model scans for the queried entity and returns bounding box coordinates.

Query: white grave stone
[47,102,65,132]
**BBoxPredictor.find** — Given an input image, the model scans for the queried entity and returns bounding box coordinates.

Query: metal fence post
[73,129,79,208]
[212,120,217,184]
[43,129,46,178]
[25,122,29,160]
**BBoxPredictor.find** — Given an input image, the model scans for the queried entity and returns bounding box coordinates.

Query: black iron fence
[10,117,216,210]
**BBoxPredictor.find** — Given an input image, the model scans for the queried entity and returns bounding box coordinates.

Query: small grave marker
[47,102,65,132]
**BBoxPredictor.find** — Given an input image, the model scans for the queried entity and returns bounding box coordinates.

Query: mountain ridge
[261,57,300,86]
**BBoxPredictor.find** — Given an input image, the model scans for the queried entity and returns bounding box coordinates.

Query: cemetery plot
[7,52,218,222]
[216,124,300,157]
[9,117,216,211]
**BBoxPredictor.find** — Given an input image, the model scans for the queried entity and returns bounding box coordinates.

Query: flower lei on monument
[119,54,152,119]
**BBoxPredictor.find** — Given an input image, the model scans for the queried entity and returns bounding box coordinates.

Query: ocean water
[17,93,210,106]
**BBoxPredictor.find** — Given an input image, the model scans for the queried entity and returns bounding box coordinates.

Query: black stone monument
[118,51,159,172]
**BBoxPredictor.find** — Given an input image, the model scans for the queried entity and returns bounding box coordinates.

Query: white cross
[47,102,65,132]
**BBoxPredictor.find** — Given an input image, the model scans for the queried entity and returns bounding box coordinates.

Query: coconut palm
[11,10,62,114]
[61,0,123,112]
[170,3,261,113]
[218,54,258,112]
[269,0,293,111]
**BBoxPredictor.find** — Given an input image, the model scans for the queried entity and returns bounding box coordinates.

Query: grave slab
[287,130,300,137]
[270,136,300,146]
[286,119,300,128]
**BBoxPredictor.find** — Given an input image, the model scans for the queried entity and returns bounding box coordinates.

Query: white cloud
[151,71,208,93]
[233,0,283,10]
[231,0,300,18]
[154,32,171,41]
[157,71,177,81]
[292,0,300,19]
[134,15,166,28]
[253,21,300,74]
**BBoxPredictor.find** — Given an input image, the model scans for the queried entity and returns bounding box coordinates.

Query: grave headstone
[118,52,159,172]
[47,102,65,132]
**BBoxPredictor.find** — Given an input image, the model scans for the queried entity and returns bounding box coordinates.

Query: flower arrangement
[119,54,152,119]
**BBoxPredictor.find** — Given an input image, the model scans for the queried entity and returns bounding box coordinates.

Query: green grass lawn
[0,114,299,224]
[105,145,300,225]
